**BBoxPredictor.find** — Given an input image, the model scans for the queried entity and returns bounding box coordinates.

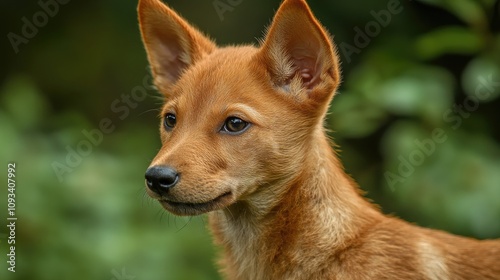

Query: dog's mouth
[159,192,233,216]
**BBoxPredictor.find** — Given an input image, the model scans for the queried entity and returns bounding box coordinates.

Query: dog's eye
[222,117,249,134]
[164,113,177,130]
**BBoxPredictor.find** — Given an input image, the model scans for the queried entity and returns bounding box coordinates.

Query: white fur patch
[418,241,449,280]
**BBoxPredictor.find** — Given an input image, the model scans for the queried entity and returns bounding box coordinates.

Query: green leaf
[443,0,487,27]
[416,26,484,60]
[373,66,455,124]
[330,92,388,138]
[462,56,500,103]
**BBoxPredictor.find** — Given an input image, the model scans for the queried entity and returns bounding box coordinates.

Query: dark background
[1,0,499,279]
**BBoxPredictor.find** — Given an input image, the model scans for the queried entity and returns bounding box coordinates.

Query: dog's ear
[260,0,340,102]
[138,0,216,93]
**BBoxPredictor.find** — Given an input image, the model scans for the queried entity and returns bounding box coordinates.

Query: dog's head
[139,0,341,215]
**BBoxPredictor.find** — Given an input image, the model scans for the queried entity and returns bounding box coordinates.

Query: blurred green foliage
[1,0,499,279]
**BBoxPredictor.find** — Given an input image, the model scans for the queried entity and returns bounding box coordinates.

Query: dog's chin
[159,192,234,216]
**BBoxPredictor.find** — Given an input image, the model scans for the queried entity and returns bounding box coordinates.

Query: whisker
[176,216,193,233]
[138,108,161,117]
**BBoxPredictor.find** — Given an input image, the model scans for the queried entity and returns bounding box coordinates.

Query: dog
[138,0,500,279]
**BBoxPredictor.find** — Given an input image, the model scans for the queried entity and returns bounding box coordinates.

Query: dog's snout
[145,166,180,195]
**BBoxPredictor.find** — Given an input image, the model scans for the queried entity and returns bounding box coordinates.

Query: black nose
[145,166,180,195]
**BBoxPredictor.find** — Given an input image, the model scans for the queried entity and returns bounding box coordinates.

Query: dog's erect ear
[138,0,216,92]
[260,0,340,100]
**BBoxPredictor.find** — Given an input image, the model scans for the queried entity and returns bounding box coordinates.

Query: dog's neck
[209,128,381,279]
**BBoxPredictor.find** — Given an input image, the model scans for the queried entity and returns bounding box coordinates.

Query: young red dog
[139,0,500,279]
